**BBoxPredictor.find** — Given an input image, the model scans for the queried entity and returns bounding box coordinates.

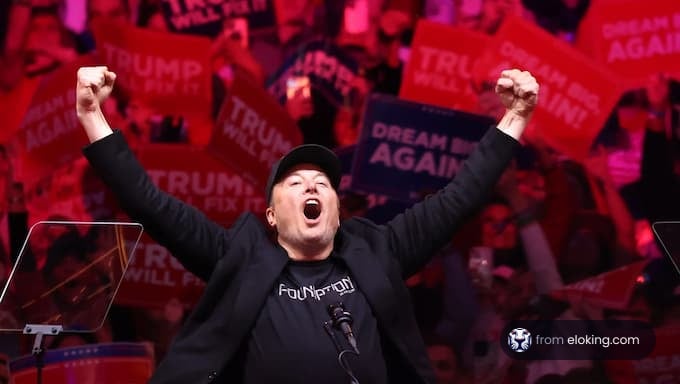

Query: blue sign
[334,145,356,194]
[335,144,412,224]
[351,94,494,202]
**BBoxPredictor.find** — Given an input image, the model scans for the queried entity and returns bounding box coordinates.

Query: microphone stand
[323,321,360,384]
[23,324,63,384]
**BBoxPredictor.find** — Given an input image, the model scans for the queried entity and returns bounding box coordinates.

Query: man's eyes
[287,178,329,186]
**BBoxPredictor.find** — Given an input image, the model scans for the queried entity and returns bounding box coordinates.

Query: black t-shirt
[241,255,388,384]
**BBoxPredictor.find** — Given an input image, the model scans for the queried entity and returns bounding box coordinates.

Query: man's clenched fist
[495,69,539,118]
[76,66,116,118]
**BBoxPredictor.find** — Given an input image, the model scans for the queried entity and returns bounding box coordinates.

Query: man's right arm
[77,67,233,280]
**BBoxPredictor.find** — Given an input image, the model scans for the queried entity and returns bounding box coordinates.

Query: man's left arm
[384,69,539,277]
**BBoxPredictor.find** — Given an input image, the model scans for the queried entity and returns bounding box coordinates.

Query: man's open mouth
[304,199,321,220]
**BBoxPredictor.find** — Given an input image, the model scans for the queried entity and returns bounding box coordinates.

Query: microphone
[324,295,360,354]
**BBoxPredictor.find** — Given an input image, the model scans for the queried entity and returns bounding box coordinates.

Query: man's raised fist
[76,66,116,117]
[495,69,539,118]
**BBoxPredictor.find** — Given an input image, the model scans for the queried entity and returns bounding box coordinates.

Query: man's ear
[265,206,276,227]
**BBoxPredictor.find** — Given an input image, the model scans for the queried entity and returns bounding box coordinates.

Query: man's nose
[304,181,318,193]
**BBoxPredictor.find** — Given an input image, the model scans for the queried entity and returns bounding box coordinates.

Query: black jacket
[83,127,519,384]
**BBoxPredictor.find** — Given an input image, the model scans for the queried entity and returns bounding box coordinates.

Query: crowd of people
[1,0,680,383]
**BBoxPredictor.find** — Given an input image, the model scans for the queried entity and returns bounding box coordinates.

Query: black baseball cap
[265,144,342,204]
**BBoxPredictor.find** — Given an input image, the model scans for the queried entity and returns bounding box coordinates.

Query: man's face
[267,164,340,254]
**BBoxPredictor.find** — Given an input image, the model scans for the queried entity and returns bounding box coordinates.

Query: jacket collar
[332,228,401,328]
[227,239,288,338]
[333,228,426,380]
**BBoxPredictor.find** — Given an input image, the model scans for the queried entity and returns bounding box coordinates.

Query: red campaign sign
[476,16,623,161]
[209,72,301,189]
[10,342,154,384]
[9,55,97,190]
[550,260,649,310]
[114,144,266,309]
[93,21,213,145]
[115,233,207,309]
[576,0,680,88]
[138,144,266,224]
[605,325,680,384]
[400,20,491,113]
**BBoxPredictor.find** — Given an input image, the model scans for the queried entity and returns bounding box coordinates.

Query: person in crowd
[523,0,590,42]
[427,341,471,384]
[88,0,132,31]
[621,74,680,224]
[0,5,79,142]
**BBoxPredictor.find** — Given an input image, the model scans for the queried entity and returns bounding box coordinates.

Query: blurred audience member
[137,0,168,31]
[211,25,265,86]
[23,7,78,76]
[435,245,479,357]
[334,103,361,147]
[524,0,590,42]
[88,0,131,30]
[339,192,369,220]
[427,341,472,384]
[478,0,535,34]
[621,75,680,224]
[583,146,637,259]
[0,6,79,141]
[364,6,412,95]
